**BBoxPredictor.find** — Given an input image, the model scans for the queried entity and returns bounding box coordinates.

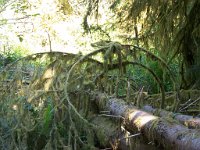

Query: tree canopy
[83,0,200,89]
[0,0,200,149]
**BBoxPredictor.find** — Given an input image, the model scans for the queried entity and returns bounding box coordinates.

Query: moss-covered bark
[95,93,200,150]
[143,105,200,129]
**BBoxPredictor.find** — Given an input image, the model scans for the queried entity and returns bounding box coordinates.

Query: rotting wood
[143,105,200,129]
[95,93,200,150]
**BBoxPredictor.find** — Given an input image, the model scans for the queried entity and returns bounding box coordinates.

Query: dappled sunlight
[0,0,200,149]
[128,109,158,128]
[12,104,18,111]
[44,78,53,91]
[42,68,55,79]
[42,67,54,91]
[0,0,91,54]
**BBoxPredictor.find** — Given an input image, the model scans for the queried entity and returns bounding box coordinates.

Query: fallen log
[95,93,200,150]
[92,116,127,149]
[91,116,156,150]
[143,105,200,129]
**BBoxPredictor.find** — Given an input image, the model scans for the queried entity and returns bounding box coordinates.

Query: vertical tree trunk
[182,1,200,89]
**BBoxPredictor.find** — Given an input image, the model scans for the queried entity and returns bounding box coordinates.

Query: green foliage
[110,0,121,9]
[126,58,178,94]
[0,0,7,7]
[0,52,101,149]
[0,45,29,67]
[82,0,200,88]
[58,0,73,15]
[42,101,53,135]
[1,0,198,147]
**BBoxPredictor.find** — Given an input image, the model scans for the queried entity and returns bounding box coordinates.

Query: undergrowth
[0,42,178,149]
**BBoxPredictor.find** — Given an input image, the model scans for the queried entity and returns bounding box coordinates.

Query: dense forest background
[0,0,200,149]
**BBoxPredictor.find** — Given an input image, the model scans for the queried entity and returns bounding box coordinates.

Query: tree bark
[95,93,200,150]
[181,0,200,89]
[91,116,153,150]
[142,105,200,129]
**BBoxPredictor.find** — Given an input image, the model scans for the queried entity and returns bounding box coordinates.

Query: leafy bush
[0,45,29,67]
[125,58,179,94]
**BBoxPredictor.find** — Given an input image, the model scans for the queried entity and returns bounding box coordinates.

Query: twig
[179,98,191,110]
[99,111,110,113]
[179,97,200,112]
[98,114,125,119]
[46,31,52,52]
[119,133,141,141]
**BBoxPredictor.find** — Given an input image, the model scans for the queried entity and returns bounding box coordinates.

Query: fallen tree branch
[95,93,200,150]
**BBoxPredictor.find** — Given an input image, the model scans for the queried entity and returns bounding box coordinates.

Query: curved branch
[96,61,166,108]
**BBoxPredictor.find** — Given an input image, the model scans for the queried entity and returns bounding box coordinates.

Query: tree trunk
[143,105,200,129]
[95,93,200,150]
[91,116,156,150]
[181,0,200,89]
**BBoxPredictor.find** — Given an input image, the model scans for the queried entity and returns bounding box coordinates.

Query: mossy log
[91,116,123,149]
[95,93,200,150]
[143,105,200,129]
[91,116,158,150]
